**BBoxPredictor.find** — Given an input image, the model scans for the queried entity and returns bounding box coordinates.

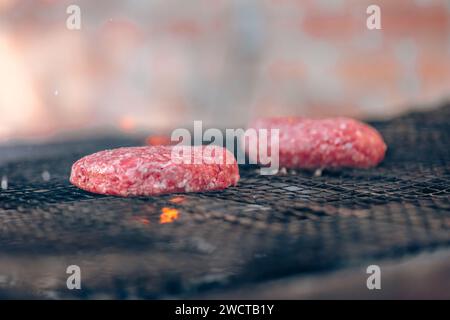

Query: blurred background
[0,0,449,143]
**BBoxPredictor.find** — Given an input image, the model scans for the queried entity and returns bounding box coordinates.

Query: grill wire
[0,106,449,298]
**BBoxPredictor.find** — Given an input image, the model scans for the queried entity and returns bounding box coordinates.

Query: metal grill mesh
[0,106,449,298]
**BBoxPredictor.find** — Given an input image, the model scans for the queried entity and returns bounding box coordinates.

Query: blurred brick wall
[0,0,449,141]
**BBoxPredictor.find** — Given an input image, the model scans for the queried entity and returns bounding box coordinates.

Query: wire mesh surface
[0,106,449,299]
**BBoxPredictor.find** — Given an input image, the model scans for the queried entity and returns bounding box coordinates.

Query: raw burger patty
[248,117,387,169]
[70,145,239,196]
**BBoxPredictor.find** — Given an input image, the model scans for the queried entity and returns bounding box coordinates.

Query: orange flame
[160,207,179,224]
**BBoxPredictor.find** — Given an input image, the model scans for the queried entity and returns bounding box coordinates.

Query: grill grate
[0,106,449,299]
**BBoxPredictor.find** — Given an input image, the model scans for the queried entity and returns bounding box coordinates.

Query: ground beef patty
[70,145,239,196]
[248,117,387,169]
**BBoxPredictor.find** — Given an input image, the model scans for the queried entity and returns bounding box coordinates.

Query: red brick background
[0,0,449,141]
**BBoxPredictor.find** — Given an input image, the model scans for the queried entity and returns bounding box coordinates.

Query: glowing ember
[160,207,179,224]
[169,196,185,204]
[146,135,172,146]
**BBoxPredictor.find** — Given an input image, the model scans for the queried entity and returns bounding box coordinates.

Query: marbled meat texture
[248,117,387,169]
[70,145,240,196]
